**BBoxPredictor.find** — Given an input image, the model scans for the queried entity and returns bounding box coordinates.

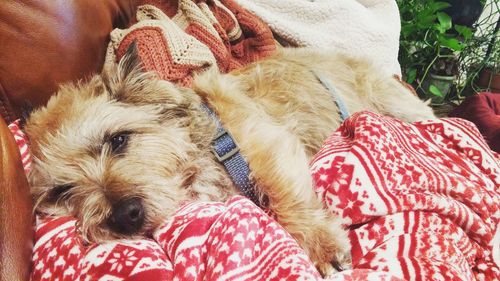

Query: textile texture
[234,0,403,76]
[7,120,31,174]
[104,0,276,86]
[16,111,499,281]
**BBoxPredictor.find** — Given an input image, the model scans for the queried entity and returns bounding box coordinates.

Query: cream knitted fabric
[234,0,402,76]
[104,1,276,85]
[104,5,217,82]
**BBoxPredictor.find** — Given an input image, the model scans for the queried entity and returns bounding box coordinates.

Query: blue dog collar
[313,71,350,121]
[200,71,347,206]
[201,103,260,205]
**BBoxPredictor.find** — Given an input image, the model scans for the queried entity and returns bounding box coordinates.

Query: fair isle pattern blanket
[13,111,498,280]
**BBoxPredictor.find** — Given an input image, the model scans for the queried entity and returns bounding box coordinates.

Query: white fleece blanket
[234,0,402,76]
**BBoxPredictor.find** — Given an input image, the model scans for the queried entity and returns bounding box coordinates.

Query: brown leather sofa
[0,1,137,280]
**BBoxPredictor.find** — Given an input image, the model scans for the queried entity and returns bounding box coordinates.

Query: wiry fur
[25,46,435,276]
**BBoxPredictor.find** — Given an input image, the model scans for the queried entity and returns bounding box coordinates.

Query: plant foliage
[396,0,499,103]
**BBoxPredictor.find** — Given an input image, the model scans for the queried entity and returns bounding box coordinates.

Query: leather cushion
[0,0,137,121]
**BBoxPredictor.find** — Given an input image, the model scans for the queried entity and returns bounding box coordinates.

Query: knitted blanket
[104,1,276,86]
[234,0,403,76]
[14,111,498,281]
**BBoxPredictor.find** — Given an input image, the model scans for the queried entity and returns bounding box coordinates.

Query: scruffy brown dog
[25,45,435,276]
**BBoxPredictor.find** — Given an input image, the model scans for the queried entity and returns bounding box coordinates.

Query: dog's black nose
[108,197,145,235]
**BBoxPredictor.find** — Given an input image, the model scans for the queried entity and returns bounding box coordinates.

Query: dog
[25,44,435,276]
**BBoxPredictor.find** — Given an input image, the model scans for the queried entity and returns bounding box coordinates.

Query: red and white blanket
[11,111,498,280]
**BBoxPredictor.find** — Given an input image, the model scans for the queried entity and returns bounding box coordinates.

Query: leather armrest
[0,0,137,119]
[0,118,34,281]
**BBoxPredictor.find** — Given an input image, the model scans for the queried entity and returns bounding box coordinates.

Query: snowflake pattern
[26,112,499,281]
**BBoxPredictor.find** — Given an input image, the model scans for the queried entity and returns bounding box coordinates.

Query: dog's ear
[102,41,202,122]
[116,40,143,82]
[102,41,154,102]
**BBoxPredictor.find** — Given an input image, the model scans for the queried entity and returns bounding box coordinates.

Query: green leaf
[439,36,464,51]
[429,2,451,12]
[455,25,473,40]
[401,25,415,37]
[435,23,447,34]
[407,68,417,84]
[429,85,444,97]
[437,12,452,32]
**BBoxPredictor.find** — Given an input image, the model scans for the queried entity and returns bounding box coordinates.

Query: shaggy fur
[25,46,435,276]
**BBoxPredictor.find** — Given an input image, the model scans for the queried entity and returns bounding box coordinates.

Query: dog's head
[25,43,222,242]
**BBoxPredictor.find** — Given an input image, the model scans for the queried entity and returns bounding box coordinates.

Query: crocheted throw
[104,1,276,86]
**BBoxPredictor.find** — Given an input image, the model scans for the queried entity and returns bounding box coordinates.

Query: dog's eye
[49,184,74,200]
[110,132,130,153]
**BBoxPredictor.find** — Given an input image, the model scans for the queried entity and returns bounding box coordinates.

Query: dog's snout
[108,197,145,235]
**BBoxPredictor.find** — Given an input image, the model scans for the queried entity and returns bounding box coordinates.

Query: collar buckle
[212,128,240,162]
[212,129,240,163]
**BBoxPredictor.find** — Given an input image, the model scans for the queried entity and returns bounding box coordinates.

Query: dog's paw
[305,217,352,277]
[317,252,352,276]
[331,248,352,272]
[314,248,352,277]
[316,262,336,277]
